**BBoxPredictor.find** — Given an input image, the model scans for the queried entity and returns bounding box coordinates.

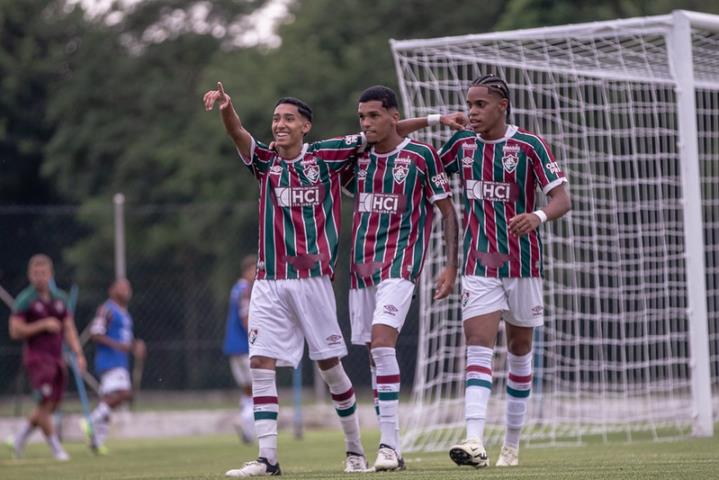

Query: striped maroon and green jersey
[345,138,451,288]
[440,126,567,278]
[241,134,365,280]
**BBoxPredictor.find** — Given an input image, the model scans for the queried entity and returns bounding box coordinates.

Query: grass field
[2,429,718,479]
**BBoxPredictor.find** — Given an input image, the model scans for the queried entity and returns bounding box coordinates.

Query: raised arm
[433,197,459,300]
[397,112,468,137]
[203,82,253,159]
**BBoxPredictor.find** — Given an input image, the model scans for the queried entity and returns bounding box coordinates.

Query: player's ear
[391,108,400,123]
[302,120,312,135]
[499,98,509,113]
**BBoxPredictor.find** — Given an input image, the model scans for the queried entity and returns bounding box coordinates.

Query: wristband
[427,114,441,126]
[533,209,548,223]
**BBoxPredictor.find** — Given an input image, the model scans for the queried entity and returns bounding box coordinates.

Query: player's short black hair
[358,85,399,110]
[275,97,313,122]
[471,74,511,119]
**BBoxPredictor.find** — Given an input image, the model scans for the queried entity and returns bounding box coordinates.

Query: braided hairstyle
[471,74,511,120]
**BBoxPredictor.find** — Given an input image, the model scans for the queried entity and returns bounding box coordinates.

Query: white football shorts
[461,275,544,327]
[248,276,347,368]
[99,367,132,395]
[349,278,415,345]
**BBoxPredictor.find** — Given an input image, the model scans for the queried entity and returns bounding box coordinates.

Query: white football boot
[373,444,405,471]
[495,445,519,467]
[448,438,489,468]
[225,457,281,477]
[344,452,370,472]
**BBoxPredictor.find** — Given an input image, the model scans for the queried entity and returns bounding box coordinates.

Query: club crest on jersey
[502,144,520,174]
[301,157,320,183]
[392,157,411,184]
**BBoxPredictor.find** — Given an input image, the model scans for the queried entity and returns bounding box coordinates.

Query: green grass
[2,429,718,479]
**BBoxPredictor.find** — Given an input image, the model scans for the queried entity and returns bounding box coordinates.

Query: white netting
[392,11,719,452]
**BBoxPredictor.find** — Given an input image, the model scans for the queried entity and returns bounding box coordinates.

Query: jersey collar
[476,125,518,144]
[370,137,411,157]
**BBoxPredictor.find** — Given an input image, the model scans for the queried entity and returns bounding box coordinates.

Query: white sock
[319,363,364,456]
[13,420,34,455]
[370,365,379,419]
[47,433,66,456]
[252,368,278,465]
[465,346,494,441]
[91,402,111,423]
[505,351,532,449]
[240,395,253,412]
[372,347,400,453]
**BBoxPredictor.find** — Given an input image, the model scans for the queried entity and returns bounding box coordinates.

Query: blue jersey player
[85,278,145,452]
[223,255,256,443]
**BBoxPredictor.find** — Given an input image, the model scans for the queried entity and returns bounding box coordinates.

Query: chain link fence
[0,200,421,407]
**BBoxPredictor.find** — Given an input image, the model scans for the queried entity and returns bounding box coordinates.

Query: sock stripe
[467,365,492,375]
[508,373,532,383]
[254,396,278,405]
[254,411,278,420]
[378,391,400,401]
[331,388,354,402]
[467,378,493,389]
[336,403,357,417]
[376,374,400,383]
[507,385,531,398]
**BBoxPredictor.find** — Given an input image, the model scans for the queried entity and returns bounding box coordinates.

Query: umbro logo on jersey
[462,143,476,163]
[357,193,404,214]
[274,186,323,207]
[357,169,367,179]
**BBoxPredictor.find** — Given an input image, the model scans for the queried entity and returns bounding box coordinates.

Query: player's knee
[316,357,339,371]
[507,338,532,356]
[249,355,275,370]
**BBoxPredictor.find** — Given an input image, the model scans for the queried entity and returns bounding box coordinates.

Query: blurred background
[2,0,718,406]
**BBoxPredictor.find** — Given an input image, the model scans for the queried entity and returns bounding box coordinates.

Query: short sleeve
[423,145,452,204]
[439,130,470,175]
[90,305,111,336]
[527,136,568,194]
[240,137,276,178]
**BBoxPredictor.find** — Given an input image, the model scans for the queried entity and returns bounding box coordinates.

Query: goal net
[391,10,719,451]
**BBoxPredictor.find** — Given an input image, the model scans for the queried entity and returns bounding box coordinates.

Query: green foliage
[3,0,719,389]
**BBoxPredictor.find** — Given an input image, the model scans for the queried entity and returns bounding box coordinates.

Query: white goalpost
[391,10,718,451]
